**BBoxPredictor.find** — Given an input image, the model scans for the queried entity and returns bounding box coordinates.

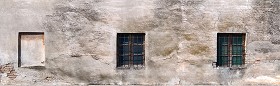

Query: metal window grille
[117,33,145,68]
[217,33,245,67]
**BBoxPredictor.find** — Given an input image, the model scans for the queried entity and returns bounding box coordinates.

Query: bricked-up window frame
[117,33,145,69]
[18,32,45,67]
[217,33,246,67]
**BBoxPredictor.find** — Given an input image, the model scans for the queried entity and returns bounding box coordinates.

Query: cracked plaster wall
[0,0,280,85]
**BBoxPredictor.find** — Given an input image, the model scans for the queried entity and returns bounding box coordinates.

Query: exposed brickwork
[0,63,17,80]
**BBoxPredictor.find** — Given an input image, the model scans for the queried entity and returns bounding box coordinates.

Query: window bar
[143,35,145,66]
[133,35,137,66]
[129,34,132,68]
[228,35,232,67]
[242,34,246,65]
[226,35,229,67]
[117,34,120,67]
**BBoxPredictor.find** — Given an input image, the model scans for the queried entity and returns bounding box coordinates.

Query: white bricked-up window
[217,33,246,67]
[19,32,45,67]
[117,33,145,69]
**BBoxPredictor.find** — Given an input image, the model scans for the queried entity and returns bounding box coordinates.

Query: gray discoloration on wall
[1,0,280,85]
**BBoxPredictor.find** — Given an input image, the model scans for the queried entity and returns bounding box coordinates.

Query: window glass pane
[134,61,143,65]
[217,56,223,65]
[223,37,228,44]
[133,55,143,65]
[232,56,242,65]
[221,46,228,55]
[119,34,129,44]
[218,56,228,66]
[133,35,144,44]
[133,45,143,55]
[119,56,130,65]
[232,37,236,44]
[219,37,228,45]
[119,45,129,55]
[221,56,228,66]
[123,56,130,61]
[123,61,130,65]
[232,46,242,55]
[133,55,143,60]
[233,37,242,45]
[237,37,243,44]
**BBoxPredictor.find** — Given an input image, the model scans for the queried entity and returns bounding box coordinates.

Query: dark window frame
[217,33,246,67]
[117,33,145,69]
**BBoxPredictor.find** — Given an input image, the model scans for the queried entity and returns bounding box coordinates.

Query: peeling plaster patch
[217,69,245,85]
[0,63,17,80]
[44,0,113,57]
[44,0,107,33]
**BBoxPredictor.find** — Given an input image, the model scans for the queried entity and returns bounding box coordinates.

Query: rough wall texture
[0,0,280,85]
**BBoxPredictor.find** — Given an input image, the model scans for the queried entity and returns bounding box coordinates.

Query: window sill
[229,66,246,70]
[116,65,145,70]
[215,66,246,70]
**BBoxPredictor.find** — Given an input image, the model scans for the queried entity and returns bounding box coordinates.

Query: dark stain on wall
[255,48,272,53]
[49,67,93,83]
[149,33,179,57]
[189,44,210,56]
[161,46,179,56]
[183,33,197,41]
[267,0,280,44]
[253,0,280,44]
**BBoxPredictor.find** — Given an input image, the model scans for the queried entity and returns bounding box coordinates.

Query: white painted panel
[20,34,45,67]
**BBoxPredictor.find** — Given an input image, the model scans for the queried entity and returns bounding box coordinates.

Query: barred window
[117,33,145,68]
[217,33,246,67]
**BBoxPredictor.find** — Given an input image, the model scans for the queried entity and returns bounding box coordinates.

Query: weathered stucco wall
[0,0,280,85]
